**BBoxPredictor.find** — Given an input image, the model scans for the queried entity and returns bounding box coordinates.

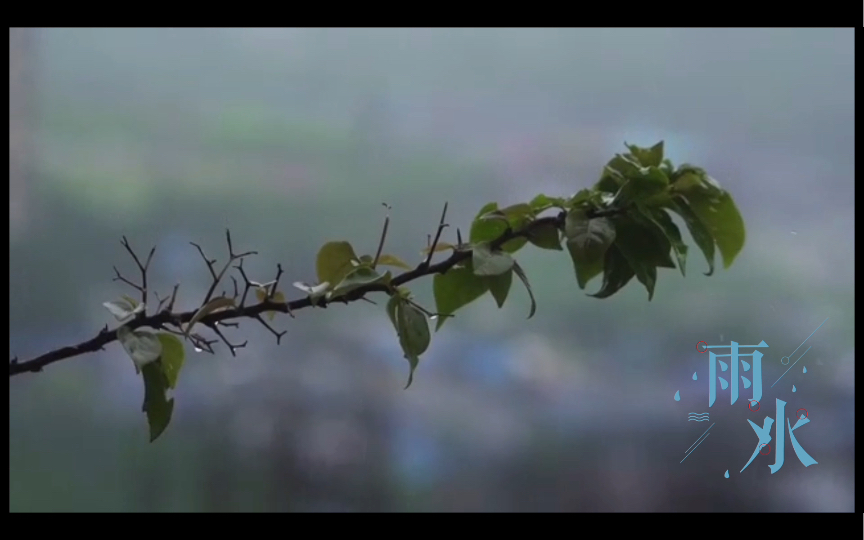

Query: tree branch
[9,206,625,377]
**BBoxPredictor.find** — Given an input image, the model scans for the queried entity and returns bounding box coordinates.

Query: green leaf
[375,253,412,270]
[682,190,745,270]
[387,298,430,389]
[315,241,359,289]
[485,269,513,308]
[184,296,235,337]
[667,197,717,276]
[470,202,528,254]
[589,245,636,299]
[626,141,664,167]
[595,154,641,193]
[330,266,391,297]
[526,221,562,250]
[615,166,670,207]
[472,242,515,276]
[511,261,537,319]
[569,189,595,206]
[432,260,490,331]
[156,333,185,389]
[564,208,616,289]
[141,361,174,442]
[117,324,163,371]
[529,194,566,212]
[610,216,675,300]
[636,207,688,277]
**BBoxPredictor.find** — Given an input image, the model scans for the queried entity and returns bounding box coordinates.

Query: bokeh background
[9,28,854,512]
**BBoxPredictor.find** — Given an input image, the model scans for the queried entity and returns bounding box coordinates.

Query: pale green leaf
[156,333,185,389]
[184,296,235,337]
[315,241,359,289]
[375,253,412,270]
[117,325,163,370]
[472,242,515,276]
[103,297,145,322]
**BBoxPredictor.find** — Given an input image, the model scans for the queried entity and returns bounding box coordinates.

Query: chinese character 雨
[706,340,767,407]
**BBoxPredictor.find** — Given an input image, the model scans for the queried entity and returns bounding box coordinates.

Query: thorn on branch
[167,284,180,312]
[234,260,256,307]
[119,236,155,310]
[254,314,286,345]
[373,204,391,268]
[206,322,247,356]
[420,202,449,269]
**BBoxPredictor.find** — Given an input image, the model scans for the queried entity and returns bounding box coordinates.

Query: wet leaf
[637,207,688,277]
[611,215,675,300]
[680,190,745,270]
[667,197,717,276]
[432,259,489,331]
[589,245,636,299]
[564,208,616,289]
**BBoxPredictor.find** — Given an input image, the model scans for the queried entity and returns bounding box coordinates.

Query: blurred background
[9,28,854,512]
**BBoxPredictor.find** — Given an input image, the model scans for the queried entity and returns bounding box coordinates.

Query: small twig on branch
[421,202,449,269]
[206,322,247,356]
[373,203,391,268]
